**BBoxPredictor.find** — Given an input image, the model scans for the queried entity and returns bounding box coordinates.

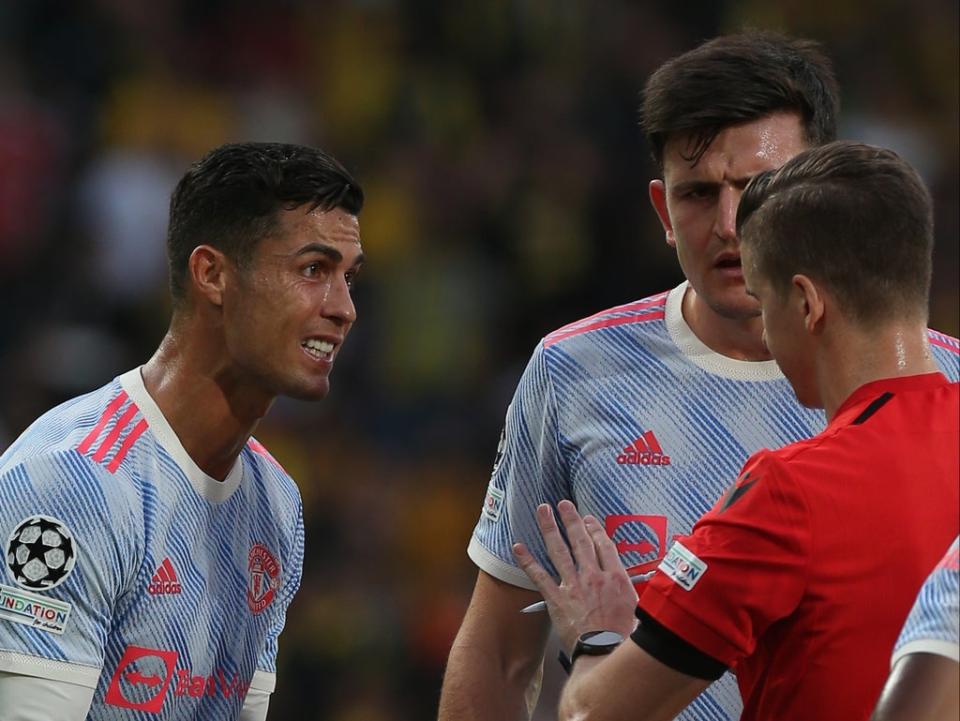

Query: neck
[141,321,274,481]
[818,320,938,420]
[683,286,771,361]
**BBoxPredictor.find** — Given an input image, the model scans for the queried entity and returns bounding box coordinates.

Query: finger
[556,500,598,571]
[534,504,578,581]
[584,514,624,573]
[512,542,560,600]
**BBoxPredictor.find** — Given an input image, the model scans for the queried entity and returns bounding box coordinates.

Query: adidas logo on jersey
[616,430,671,466]
[148,558,182,596]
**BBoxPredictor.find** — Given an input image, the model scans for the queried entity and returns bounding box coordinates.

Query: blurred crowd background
[0,1,956,719]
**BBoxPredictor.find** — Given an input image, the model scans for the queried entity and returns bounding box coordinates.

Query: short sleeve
[0,453,140,688]
[891,536,960,666]
[637,450,811,667]
[467,341,569,590]
[255,502,304,678]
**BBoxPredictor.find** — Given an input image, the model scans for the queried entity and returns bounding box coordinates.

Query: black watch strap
[559,630,625,674]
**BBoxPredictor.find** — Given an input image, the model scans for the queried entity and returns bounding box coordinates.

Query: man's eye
[345,271,358,289]
[304,262,323,277]
[683,187,713,200]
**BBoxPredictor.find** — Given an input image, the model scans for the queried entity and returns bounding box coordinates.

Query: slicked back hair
[641,31,839,169]
[737,141,934,326]
[167,142,364,302]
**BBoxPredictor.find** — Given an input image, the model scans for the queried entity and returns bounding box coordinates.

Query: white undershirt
[0,672,271,720]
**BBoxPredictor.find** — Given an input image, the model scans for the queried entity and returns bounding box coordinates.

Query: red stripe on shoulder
[544,293,669,347]
[544,310,666,348]
[78,391,149,474]
[106,418,149,474]
[248,439,287,473]
[936,547,960,572]
[928,330,960,355]
[545,293,669,342]
[77,391,129,455]
[92,404,139,463]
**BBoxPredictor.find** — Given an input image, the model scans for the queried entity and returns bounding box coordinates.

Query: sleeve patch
[5,515,79,592]
[0,584,72,635]
[658,541,707,591]
[482,484,504,523]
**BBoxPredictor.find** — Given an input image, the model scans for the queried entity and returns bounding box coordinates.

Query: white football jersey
[470,282,960,721]
[0,368,304,720]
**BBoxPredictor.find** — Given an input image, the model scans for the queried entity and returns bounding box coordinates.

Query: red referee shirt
[637,373,960,721]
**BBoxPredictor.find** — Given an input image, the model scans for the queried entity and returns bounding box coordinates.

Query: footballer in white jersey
[469,282,960,721]
[0,141,365,721]
[0,369,304,720]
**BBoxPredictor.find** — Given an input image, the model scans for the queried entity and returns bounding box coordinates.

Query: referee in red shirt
[513,141,960,721]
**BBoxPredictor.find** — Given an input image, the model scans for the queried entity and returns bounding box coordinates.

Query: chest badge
[246,544,281,614]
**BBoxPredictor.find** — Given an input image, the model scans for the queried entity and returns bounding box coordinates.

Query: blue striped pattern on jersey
[0,370,304,720]
[469,283,960,721]
[929,331,960,381]
[893,536,960,664]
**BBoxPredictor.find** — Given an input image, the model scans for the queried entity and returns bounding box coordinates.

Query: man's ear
[187,245,229,307]
[648,180,676,247]
[793,274,825,334]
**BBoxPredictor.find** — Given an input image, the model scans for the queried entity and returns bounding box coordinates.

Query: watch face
[570,629,626,671]
[583,630,625,647]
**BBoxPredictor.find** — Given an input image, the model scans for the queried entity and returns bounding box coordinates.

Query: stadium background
[0,1,956,719]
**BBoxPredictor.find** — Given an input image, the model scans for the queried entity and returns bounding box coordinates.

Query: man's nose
[715,186,741,242]
[323,276,357,325]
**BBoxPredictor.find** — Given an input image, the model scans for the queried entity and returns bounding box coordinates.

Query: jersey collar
[118,367,243,503]
[832,372,950,425]
[666,281,785,382]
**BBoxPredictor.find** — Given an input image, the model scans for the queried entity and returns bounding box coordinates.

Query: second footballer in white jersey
[440,32,960,721]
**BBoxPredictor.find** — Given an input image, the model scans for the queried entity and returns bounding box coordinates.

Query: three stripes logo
[147,558,182,596]
[77,390,149,474]
[616,430,671,467]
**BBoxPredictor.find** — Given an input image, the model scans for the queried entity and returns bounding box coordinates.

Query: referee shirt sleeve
[631,608,728,681]
[636,451,811,668]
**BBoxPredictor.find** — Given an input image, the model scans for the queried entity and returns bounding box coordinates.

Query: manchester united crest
[246,544,281,614]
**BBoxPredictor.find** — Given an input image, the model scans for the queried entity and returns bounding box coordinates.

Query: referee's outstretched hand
[513,500,639,657]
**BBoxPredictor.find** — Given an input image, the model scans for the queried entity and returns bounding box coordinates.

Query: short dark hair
[737,140,933,325]
[641,31,840,168]
[167,142,364,300]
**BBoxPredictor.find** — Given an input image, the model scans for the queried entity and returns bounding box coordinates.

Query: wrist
[558,630,625,674]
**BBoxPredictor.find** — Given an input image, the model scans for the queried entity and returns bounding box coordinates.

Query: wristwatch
[558,630,625,673]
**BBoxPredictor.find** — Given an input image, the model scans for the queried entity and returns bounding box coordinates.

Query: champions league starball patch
[5,515,78,591]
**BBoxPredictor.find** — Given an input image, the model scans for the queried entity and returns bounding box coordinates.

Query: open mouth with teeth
[302,339,335,361]
[715,258,741,269]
